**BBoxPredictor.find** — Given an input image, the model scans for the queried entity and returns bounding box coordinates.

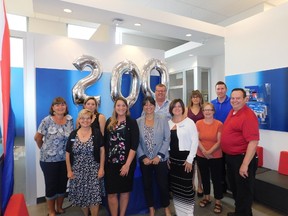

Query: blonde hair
[78,109,93,119]
[107,97,130,130]
[202,102,215,111]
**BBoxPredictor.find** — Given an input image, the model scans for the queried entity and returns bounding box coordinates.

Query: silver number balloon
[72,55,102,105]
[141,58,169,98]
[111,60,141,107]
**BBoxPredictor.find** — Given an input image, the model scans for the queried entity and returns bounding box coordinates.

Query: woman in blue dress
[66,109,105,216]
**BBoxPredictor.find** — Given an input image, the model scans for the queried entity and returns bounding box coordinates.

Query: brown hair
[107,97,130,130]
[169,98,185,116]
[83,96,99,114]
[188,90,204,108]
[215,81,227,89]
[142,96,156,107]
[49,97,68,116]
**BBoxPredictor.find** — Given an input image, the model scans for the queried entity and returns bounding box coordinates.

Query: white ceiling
[6,0,288,60]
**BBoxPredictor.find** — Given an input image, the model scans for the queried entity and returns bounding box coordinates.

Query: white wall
[24,33,165,202]
[167,56,198,73]
[34,34,164,71]
[167,55,225,100]
[226,3,288,75]
[210,55,225,100]
[225,3,288,170]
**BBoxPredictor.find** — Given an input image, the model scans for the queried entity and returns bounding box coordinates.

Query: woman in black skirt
[104,97,139,216]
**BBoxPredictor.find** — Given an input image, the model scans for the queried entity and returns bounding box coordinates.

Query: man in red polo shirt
[221,88,259,216]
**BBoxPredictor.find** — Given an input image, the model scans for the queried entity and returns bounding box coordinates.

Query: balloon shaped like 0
[141,58,169,98]
[111,60,141,107]
[72,55,102,105]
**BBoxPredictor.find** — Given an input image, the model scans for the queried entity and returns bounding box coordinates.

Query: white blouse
[168,117,198,163]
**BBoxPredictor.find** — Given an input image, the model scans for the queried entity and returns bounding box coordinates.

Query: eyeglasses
[203,109,214,112]
[79,117,91,121]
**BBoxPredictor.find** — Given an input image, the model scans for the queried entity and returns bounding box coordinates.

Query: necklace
[78,128,92,139]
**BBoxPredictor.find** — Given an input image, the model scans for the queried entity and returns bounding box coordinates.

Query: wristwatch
[157,155,162,159]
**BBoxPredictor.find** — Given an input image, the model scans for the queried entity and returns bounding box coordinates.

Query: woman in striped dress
[168,99,199,216]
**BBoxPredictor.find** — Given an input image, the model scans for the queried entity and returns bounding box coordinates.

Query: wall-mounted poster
[226,67,288,132]
[244,84,270,128]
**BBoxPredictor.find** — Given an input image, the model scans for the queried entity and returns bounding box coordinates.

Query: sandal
[213,203,222,214]
[56,209,66,214]
[199,199,211,208]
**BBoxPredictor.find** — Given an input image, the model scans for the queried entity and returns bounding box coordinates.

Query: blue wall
[35,68,160,125]
[226,67,288,132]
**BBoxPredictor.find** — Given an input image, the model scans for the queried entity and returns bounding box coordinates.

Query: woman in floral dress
[34,97,73,216]
[104,97,139,216]
[66,109,105,216]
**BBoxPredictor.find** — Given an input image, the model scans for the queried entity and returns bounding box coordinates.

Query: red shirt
[221,105,259,155]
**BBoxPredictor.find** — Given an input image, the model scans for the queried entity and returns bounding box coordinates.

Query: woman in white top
[168,99,198,216]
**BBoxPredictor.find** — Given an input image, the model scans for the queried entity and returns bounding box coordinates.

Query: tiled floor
[27,193,285,216]
[13,137,285,216]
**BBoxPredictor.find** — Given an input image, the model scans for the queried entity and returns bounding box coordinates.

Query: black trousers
[225,154,258,216]
[40,161,68,199]
[197,156,223,200]
[140,161,170,208]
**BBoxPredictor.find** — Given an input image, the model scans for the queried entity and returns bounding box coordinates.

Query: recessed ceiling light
[64,9,72,13]
[186,33,192,37]
[134,23,141,27]
[189,54,194,57]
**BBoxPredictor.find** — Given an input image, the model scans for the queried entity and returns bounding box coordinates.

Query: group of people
[35,81,260,216]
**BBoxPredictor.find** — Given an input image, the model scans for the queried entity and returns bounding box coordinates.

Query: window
[7,14,27,32]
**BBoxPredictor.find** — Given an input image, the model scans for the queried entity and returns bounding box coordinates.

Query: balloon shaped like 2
[72,55,102,105]
[111,60,141,107]
[141,58,169,98]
